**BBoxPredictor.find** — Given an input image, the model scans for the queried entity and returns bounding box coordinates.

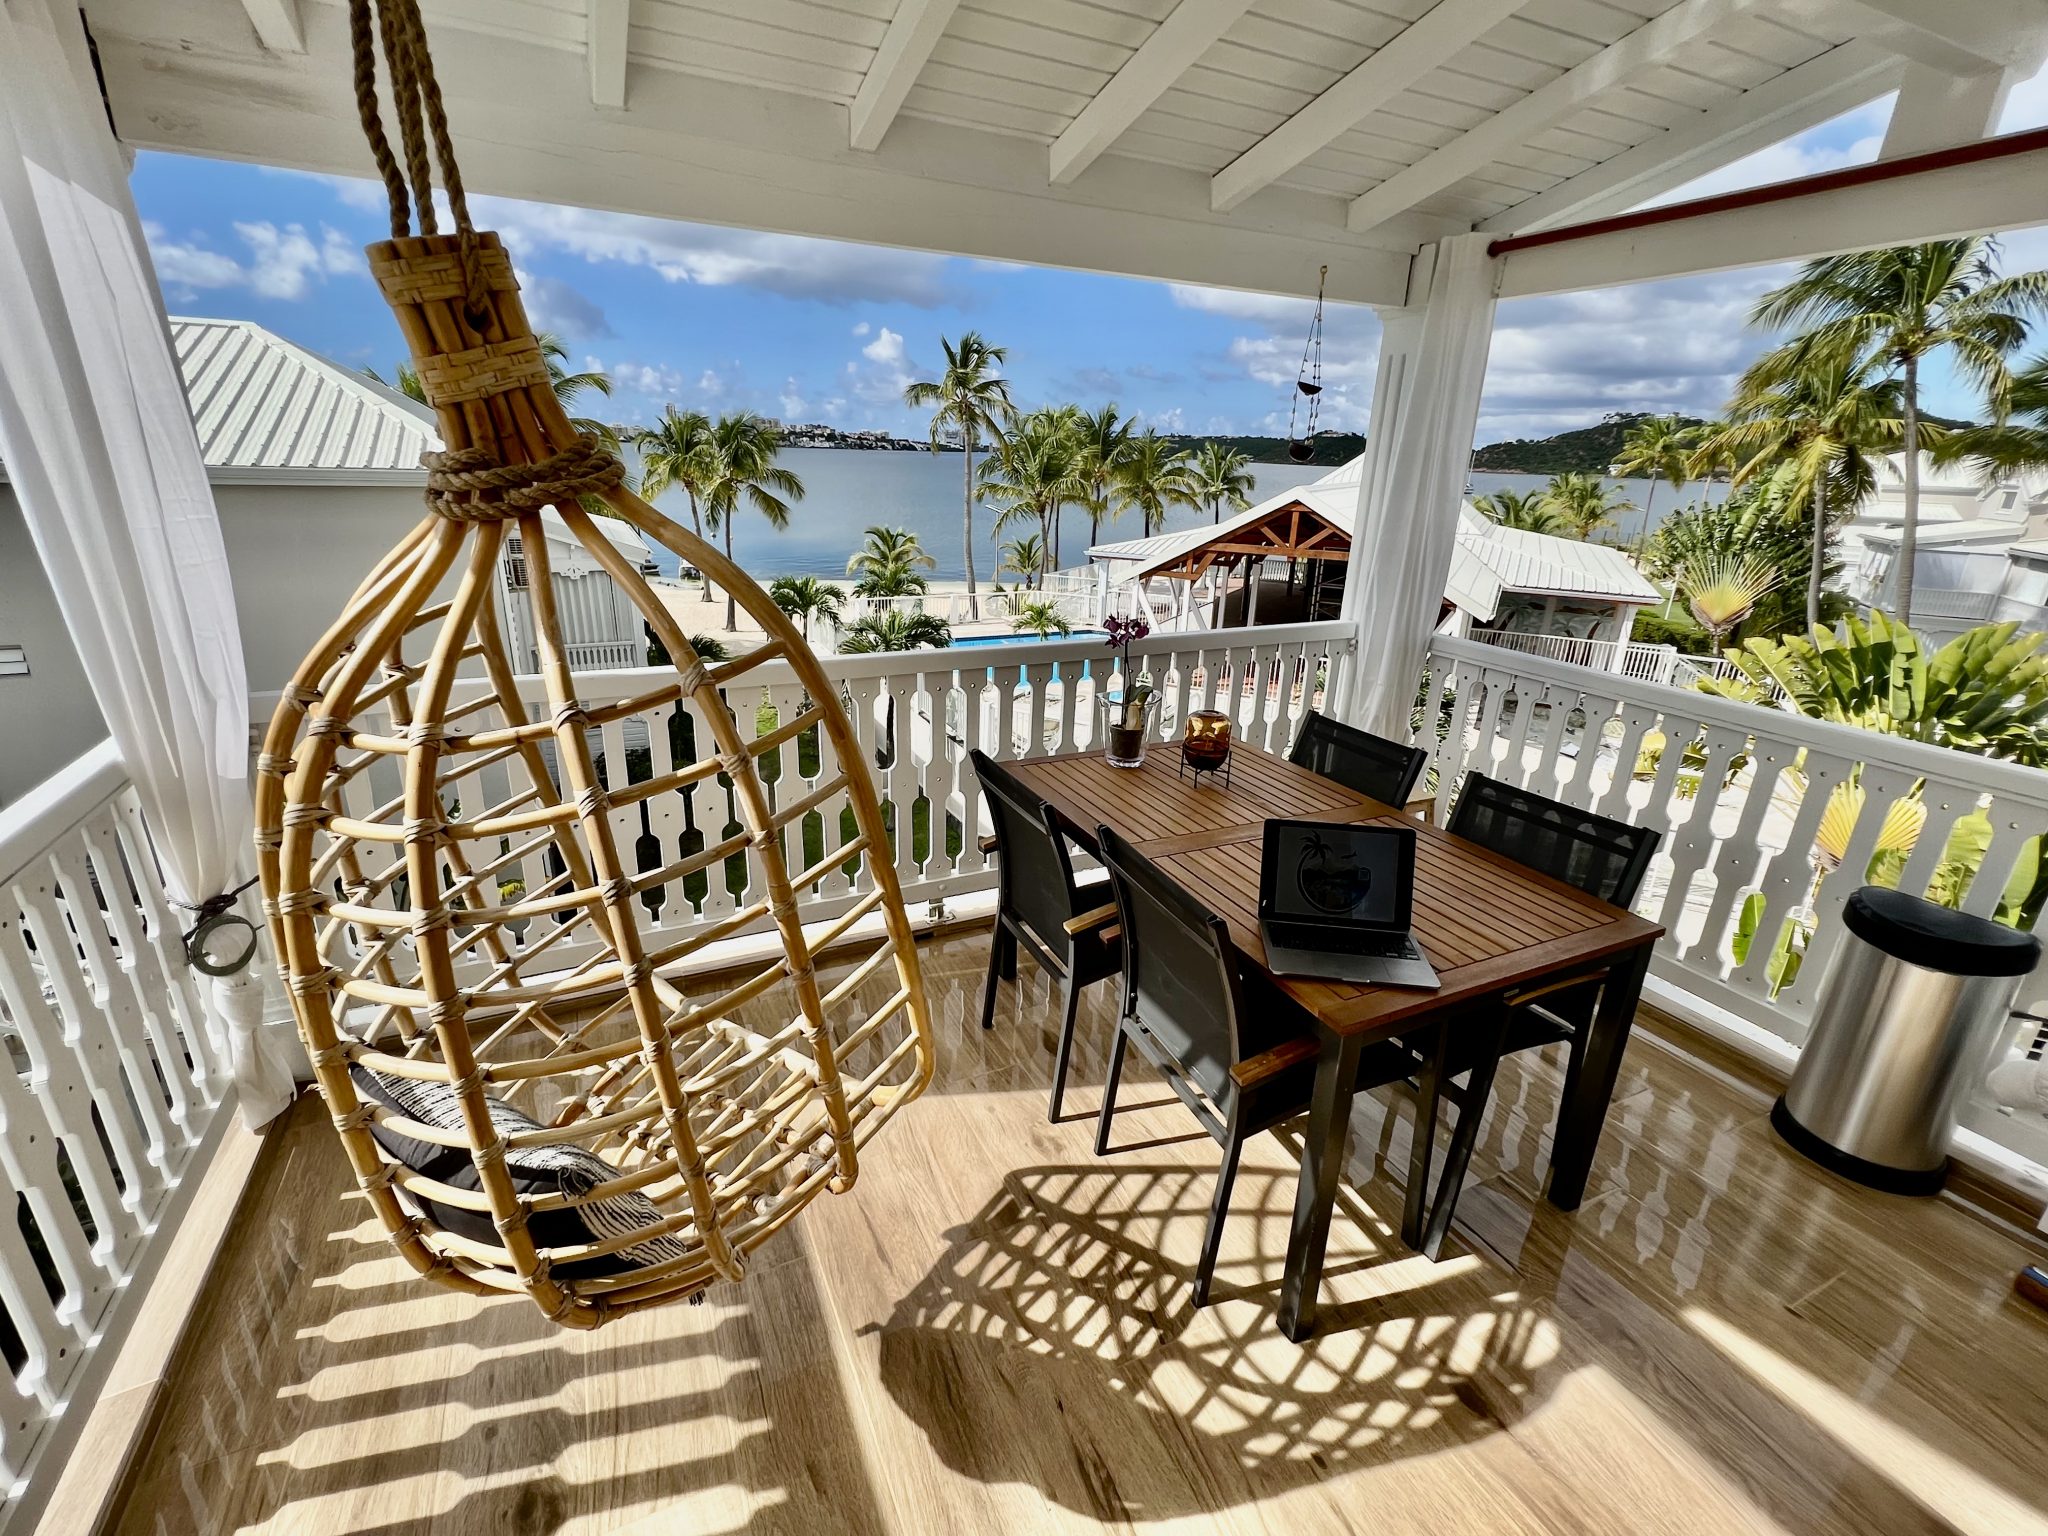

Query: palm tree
[1939,351,2048,479]
[634,406,717,601]
[837,610,954,654]
[1473,488,1571,534]
[699,413,803,631]
[904,332,1012,620]
[1697,338,1901,628]
[980,407,1084,583]
[846,525,935,597]
[1613,416,1695,554]
[1186,441,1256,526]
[768,575,845,643]
[1539,472,1631,540]
[1072,404,1138,549]
[1750,239,2048,625]
[1116,430,1197,537]
[1009,599,1072,642]
[998,532,1047,589]
[1677,551,1780,648]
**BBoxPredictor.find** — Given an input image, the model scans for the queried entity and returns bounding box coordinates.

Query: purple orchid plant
[1103,614,1153,720]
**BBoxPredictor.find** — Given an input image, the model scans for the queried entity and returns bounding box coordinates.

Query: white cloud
[519,270,612,340]
[846,326,918,407]
[852,321,871,337]
[614,361,685,398]
[779,378,808,418]
[146,220,362,301]
[697,368,727,398]
[861,326,905,364]
[466,196,960,307]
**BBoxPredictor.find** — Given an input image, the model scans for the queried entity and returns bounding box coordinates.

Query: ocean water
[628,446,1727,582]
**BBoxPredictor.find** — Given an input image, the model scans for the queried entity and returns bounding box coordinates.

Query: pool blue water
[953,630,1106,648]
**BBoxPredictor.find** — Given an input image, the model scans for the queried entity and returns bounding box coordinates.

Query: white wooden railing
[301,622,1356,984]
[1416,632,2048,1174]
[0,741,231,1525]
[1467,628,1681,683]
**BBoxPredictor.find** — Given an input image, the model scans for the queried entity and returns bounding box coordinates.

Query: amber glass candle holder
[1180,710,1232,786]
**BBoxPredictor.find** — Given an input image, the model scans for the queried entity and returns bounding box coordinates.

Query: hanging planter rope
[254,0,933,1327]
[1285,265,1328,463]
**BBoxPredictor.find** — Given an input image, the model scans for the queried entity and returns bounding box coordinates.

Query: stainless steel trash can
[1773,886,2040,1194]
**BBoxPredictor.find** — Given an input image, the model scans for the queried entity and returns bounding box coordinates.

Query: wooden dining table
[1006,742,1664,1341]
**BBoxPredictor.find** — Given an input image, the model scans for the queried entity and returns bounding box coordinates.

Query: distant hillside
[1161,432,1366,466]
[1471,413,1707,474]
[1469,408,1981,475]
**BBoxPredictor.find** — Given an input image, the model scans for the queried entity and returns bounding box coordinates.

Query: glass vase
[1100,689,1158,769]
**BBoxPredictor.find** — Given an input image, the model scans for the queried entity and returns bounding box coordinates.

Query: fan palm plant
[845,525,935,597]
[1539,472,1631,539]
[837,610,954,654]
[1186,441,1255,526]
[768,575,845,643]
[1695,339,1901,628]
[634,405,717,602]
[700,413,804,631]
[1676,551,1779,647]
[1473,488,1570,534]
[1612,416,1695,554]
[1750,239,2048,624]
[904,332,1012,620]
[1116,430,1198,537]
[1008,599,1072,641]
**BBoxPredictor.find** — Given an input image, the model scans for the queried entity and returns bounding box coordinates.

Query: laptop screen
[1262,822,1410,929]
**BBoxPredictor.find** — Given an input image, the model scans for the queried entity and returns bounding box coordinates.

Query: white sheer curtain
[1342,233,1501,741]
[0,0,295,1126]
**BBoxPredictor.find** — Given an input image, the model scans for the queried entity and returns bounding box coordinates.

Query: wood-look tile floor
[112,926,2048,1535]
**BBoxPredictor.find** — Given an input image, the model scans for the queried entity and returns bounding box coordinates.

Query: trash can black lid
[1842,886,2042,977]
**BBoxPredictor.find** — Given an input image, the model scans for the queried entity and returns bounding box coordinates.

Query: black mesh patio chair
[1393,771,1662,1239]
[971,750,1122,1123]
[1289,710,1429,810]
[1090,826,1500,1301]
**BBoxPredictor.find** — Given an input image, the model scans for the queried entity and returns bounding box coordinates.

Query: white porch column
[1339,233,1501,739]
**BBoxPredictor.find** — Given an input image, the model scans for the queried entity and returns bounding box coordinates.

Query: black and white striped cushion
[350,1067,689,1279]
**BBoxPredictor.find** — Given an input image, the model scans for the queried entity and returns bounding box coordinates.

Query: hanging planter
[1283,264,1328,463]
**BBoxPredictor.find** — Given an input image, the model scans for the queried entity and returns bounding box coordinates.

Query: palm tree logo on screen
[1296,831,1372,915]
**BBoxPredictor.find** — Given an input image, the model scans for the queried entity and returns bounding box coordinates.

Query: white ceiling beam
[90,0,1425,305]
[1843,0,2048,73]
[1499,135,2048,298]
[1478,41,1903,235]
[1348,0,1760,234]
[849,0,960,153]
[1210,0,1525,213]
[586,0,629,110]
[1050,0,1256,186]
[239,0,303,53]
[1880,58,2024,157]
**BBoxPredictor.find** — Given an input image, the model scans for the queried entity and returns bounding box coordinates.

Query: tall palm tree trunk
[963,437,979,622]
[1633,482,1656,557]
[724,518,737,631]
[1808,476,1828,631]
[1898,353,1921,626]
[689,490,712,603]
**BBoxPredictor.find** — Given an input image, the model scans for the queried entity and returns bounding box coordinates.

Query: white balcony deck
[6,624,2048,1533]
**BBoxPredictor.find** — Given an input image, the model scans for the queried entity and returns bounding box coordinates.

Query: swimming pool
[952,630,1105,648]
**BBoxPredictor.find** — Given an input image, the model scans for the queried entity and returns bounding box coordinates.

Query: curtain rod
[1487,123,2048,258]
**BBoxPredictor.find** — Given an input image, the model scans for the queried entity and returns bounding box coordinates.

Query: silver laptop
[1257,820,1440,989]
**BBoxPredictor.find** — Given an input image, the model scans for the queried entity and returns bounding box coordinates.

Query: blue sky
[133,66,2048,447]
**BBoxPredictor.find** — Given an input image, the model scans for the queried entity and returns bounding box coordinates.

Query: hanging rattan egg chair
[253,0,933,1327]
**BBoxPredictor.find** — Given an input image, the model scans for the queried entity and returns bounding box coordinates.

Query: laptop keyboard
[1268,922,1417,960]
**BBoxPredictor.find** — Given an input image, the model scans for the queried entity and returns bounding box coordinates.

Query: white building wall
[0,480,446,802]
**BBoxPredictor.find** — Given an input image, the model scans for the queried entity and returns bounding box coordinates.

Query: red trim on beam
[1488,124,2048,258]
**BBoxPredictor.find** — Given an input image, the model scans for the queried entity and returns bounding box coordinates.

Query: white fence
[1416,632,2048,1172]
[0,741,231,1523]
[285,622,1358,990]
[1466,628,1681,683]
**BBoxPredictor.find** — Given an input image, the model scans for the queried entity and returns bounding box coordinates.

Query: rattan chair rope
[254,0,933,1327]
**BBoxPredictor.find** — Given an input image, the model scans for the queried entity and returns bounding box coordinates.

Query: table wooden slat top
[1008,747,1664,1036]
